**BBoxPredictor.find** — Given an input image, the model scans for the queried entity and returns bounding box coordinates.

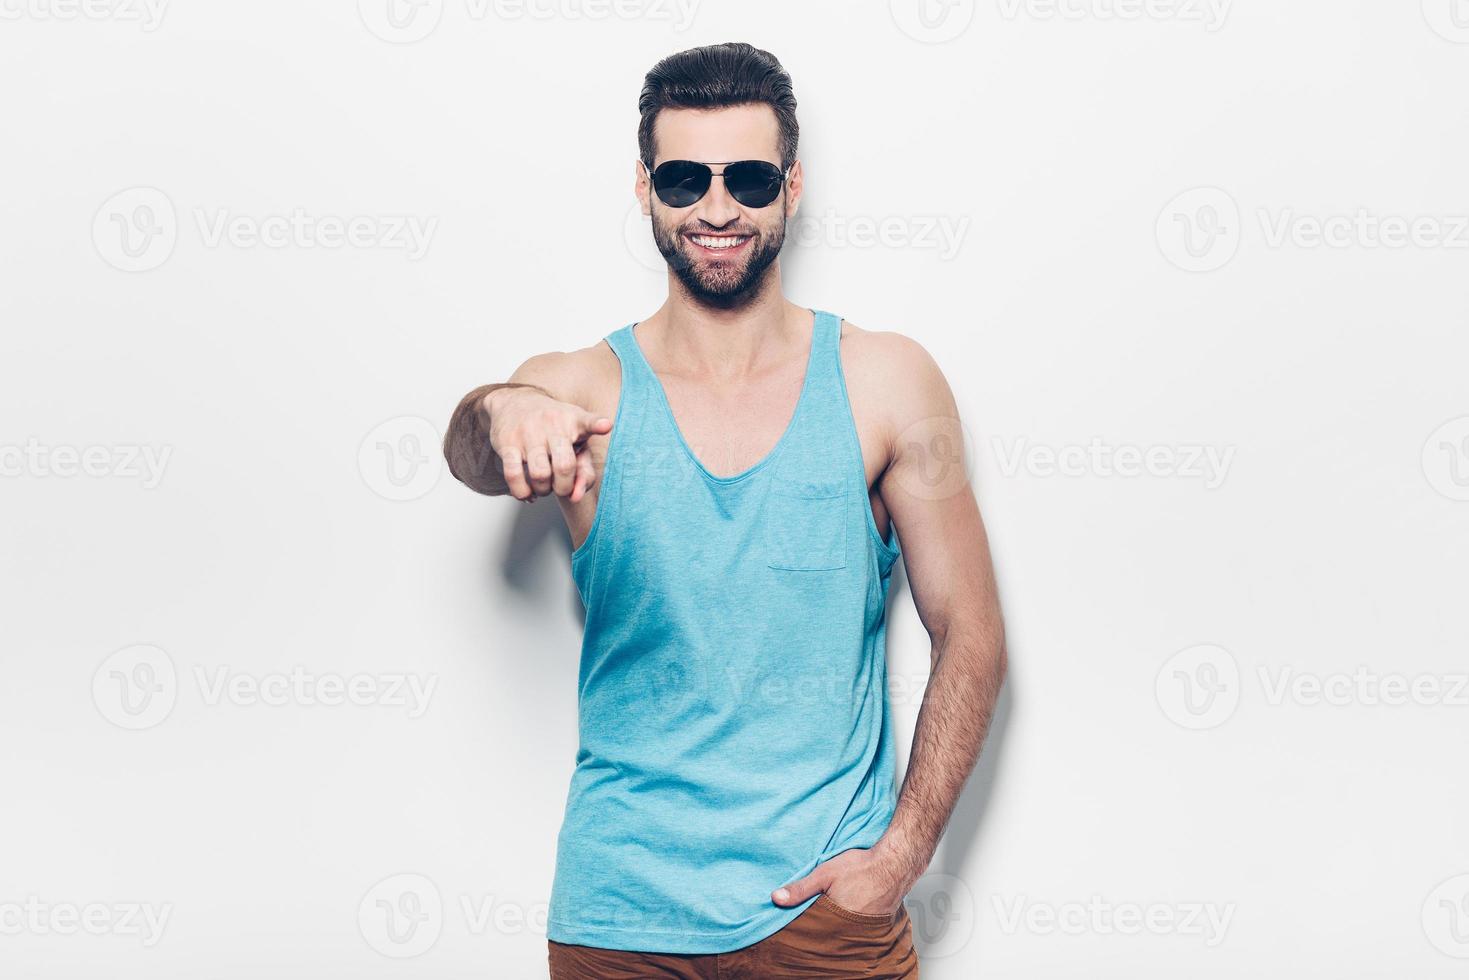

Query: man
[444,42,1006,979]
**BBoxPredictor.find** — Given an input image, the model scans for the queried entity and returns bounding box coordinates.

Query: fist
[485,387,612,503]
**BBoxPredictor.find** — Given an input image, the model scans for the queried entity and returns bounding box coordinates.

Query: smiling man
[443,42,1007,979]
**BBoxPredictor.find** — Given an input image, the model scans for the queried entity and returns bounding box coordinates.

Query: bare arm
[869,341,1007,890]
[443,352,611,501]
[444,381,551,496]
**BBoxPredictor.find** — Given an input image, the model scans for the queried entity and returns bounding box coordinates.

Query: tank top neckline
[622,308,828,486]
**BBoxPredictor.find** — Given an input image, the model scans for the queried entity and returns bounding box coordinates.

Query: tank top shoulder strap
[809,308,838,357]
[594,321,645,485]
[802,308,846,412]
[604,322,647,387]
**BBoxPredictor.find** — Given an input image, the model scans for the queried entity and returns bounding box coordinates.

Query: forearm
[875,623,1007,890]
[442,382,549,495]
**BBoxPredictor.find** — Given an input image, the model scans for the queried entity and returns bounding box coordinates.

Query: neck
[641,269,808,381]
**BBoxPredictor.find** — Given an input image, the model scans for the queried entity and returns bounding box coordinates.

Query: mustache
[676,225,760,238]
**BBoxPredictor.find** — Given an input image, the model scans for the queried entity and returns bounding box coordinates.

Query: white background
[3,0,1468,977]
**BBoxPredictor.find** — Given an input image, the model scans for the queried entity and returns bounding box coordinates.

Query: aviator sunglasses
[643,159,791,209]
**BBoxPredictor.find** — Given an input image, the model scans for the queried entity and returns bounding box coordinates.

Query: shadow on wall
[937,679,1012,883]
[495,497,589,629]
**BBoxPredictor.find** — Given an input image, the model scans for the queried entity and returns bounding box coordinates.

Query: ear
[784,159,803,220]
[634,159,652,217]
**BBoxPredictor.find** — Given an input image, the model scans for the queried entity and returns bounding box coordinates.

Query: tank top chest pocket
[763,476,848,571]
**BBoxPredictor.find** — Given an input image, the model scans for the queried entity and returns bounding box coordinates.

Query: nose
[695,172,742,228]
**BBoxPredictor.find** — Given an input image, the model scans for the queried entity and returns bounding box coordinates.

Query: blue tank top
[546,308,903,954]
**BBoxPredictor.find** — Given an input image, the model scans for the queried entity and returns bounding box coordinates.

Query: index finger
[575,412,614,441]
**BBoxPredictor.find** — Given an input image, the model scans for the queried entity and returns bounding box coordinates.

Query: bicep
[877,340,1001,650]
[504,350,584,408]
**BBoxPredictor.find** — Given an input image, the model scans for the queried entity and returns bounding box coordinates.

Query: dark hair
[637,42,799,171]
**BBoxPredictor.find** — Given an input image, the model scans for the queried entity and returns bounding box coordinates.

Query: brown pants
[548,894,919,979]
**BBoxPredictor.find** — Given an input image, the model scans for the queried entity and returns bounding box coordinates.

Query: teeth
[691,235,747,249]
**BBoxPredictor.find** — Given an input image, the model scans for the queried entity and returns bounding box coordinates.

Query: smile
[687,233,751,252]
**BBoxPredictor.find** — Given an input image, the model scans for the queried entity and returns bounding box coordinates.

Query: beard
[651,209,786,306]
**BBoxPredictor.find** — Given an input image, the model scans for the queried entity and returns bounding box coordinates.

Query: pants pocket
[815,893,896,927]
[757,897,919,978]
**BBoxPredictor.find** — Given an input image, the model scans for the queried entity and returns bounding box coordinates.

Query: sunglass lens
[724,161,785,208]
[651,161,711,208]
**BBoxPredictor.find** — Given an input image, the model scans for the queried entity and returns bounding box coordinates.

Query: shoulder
[838,321,941,379]
[506,331,623,415]
[837,320,955,431]
[838,320,968,498]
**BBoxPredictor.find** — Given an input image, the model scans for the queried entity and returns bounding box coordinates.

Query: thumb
[771,868,828,907]
[580,412,613,435]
